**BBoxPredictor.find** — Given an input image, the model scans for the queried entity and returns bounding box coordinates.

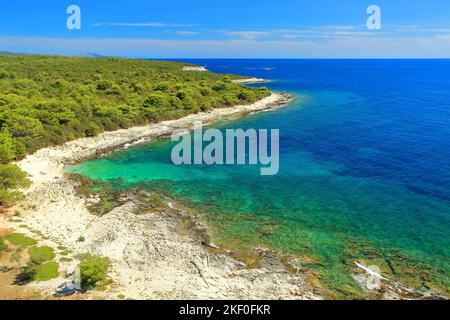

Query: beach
[0,92,327,300]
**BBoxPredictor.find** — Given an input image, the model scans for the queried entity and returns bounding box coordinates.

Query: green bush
[0,164,30,206]
[129,82,143,92]
[0,69,7,79]
[85,124,101,137]
[96,80,113,91]
[79,254,110,290]
[0,164,30,189]
[3,114,43,139]
[0,132,20,162]
[0,188,23,206]
[143,93,171,110]
[238,90,250,101]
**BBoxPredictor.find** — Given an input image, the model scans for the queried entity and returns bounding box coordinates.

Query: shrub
[130,82,144,92]
[143,93,171,110]
[96,80,113,91]
[107,84,122,96]
[0,164,31,189]
[154,83,169,92]
[212,82,227,91]
[176,90,188,100]
[221,94,239,106]
[0,69,7,79]
[0,132,19,162]
[3,114,43,139]
[79,254,110,290]
[0,188,23,207]
[84,124,101,137]
[0,164,30,206]
[238,90,250,101]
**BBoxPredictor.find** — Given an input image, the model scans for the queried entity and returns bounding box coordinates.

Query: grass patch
[60,257,73,263]
[28,246,55,264]
[95,278,113,291]
[10,242,60,282]
[5,233,37,247]
[32,261,59,281]
[79,254,110,290]
[57,245,71,256]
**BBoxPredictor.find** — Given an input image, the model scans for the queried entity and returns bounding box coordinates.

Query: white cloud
[93,22,193,27]
[412,28,450,33]
[391,25,450,33]
[222,28,375,40]
[311,25,356,30]
[176,31,199,36]
[224,31,269,40]
[279,29,383,37]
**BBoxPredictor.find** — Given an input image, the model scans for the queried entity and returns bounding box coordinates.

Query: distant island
[78,52,106,58]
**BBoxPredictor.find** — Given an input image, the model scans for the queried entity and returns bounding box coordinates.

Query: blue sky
[1,0,450,58]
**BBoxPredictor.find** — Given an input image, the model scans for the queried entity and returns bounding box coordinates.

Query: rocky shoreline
[0,92,329,300]
[18,93,291,172]
[232,77,272,84]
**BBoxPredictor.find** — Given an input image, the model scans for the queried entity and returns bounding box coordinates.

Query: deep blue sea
[69,59,450,297]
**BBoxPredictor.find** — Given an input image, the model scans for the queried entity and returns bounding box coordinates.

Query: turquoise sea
[68,59,450,297]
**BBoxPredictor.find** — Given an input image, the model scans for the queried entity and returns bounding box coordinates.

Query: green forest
[0,54,270,205]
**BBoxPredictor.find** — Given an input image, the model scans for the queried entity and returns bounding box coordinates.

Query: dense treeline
[0,54,270,205]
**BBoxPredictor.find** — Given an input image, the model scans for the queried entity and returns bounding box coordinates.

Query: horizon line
[1,52,449,60]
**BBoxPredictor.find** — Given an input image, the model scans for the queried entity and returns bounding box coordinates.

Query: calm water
[68,59,450,297]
